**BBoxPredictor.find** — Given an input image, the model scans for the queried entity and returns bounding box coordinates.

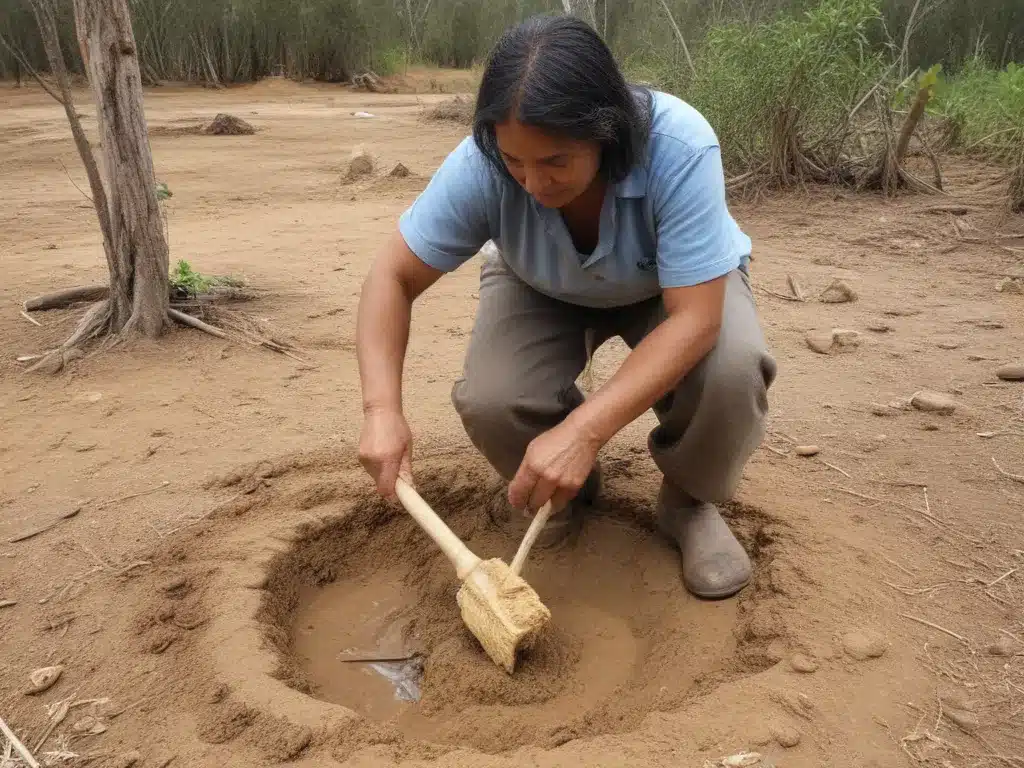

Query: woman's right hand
[358,406,413,498]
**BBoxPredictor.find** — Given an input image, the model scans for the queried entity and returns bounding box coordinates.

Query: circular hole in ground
[261,464,773,754]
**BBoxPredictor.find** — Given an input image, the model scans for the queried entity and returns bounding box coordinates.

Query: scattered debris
[805,328,861,354]
[995,363,1024,381]
[819,278,857,303]
[0,713,39,768]
[72,715,108,735]
[704,753,763,768]
[25,665,64,695]
[786,274,806,301]
[923,204,972,215]
[996,277,1022,294]
[351,111,375,119]
[203,114,256,136]
[352,71,385,92]
[910,391,957,414]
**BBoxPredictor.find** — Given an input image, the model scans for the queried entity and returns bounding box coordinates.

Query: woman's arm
[507,277,726,512]
[356,229,444,496]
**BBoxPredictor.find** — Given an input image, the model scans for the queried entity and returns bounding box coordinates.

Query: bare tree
[24,0,171,370]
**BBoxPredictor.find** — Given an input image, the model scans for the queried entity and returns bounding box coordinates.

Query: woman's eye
[547,157,568,168]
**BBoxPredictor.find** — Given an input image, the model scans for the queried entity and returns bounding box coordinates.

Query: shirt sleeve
[652,144,744,288]
[398,137,497,272]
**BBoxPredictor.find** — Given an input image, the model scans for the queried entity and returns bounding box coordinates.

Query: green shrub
[932,58,1024,162]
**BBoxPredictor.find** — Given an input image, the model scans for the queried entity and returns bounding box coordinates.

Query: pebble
[870,403,897,417]
[910,390,957,414]
[867,322,893,333]
[805,331,834,355]
[832,329,862,349]
[794,445,820,457]
[772,724,802,748]
[25,665,63,695]
[986,636,1020,656]
[995,363,1024,381]
[937,340,961,350]
[842,629,888,660]
[996,277,1023,294]
[790,653,818,673]
[820,279,858,303]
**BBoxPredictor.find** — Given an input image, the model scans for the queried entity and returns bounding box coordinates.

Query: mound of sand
[204,114,257,136]
[423,96,474,125]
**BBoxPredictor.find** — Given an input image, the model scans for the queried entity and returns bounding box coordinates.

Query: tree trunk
[72,0,170,337]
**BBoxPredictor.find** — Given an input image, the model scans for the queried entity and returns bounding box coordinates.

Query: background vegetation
[1,0,1022,198]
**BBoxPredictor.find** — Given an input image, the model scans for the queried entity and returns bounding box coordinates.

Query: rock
[911,390,957,414]
[204,114,256,136]
[795,445,820,457]
[996,277,1023,294]
[986,636,1020,656]
[772,724,802,748]
[388,162,410,177]
[820,279,857,303]
[995,363,1024,381]
[162,576,190,595]
[832,329,862,349]
[943,707,979,734]
[790,653,818,673]
[72,715,108,735]
[25,665,63,695]
[347,146,374,179]
[805,331,834,354]
[867,322,893,333]
[842,629,888,660]
[937,340,961,350]
[870,403,898,417]
[723,754,762,768]
[112,750,142,768]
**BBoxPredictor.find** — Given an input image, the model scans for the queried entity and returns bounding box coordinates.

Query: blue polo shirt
[398,90,751,309]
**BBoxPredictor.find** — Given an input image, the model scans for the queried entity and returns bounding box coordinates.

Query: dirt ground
[1,74,1023,768]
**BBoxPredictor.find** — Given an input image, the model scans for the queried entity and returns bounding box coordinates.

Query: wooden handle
[510,501,557,576]
[394,477,480,579]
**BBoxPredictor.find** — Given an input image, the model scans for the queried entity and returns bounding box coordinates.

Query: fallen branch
[167,307,227,339]
[0,714,40,768]
[992,457,1024,485]
[899,612,970,645]
[20,310,42,327]
[24,285,109,312]
[8,505,83,543]
[94,481,170,511]
[754,283,805,302]
[786,274,807,301]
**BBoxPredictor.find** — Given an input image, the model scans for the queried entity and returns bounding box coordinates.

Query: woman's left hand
[508,421,600,514]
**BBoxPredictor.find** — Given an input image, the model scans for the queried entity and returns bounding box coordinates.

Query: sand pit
[250,457,776,754]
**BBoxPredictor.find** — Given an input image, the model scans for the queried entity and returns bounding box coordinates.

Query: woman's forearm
[356,263,414,414]
[565,279,727,447]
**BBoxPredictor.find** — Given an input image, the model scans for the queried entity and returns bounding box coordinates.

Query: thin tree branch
[0,30,64,105]
[657,0,697,78]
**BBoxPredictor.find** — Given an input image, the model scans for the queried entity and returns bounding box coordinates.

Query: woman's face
[494,119,602,209]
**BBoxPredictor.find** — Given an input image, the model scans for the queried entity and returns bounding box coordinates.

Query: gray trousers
[451,256,777,503]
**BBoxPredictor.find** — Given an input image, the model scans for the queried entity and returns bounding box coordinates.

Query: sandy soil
[1,74,1023,768]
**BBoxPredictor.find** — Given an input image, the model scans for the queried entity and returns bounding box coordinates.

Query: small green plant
[170,259,214,295]
[155,181,173,201]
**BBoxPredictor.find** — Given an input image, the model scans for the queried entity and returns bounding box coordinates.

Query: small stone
[790,653,818,673]
[347,146,373,178]
[162,576,190,595]
[986,636,1020,656]
[995,363,1024,381]
[943,707,979,734]
[156,602,176,622]
[388,162,410,177]
[112,750,141,768]
[867,322,893,333]
[723,754,762,768]
[842,629,888,660]
[996,277,1023,294]
[870,403,897,417]
[25,665,63,695]
[911,391,957,414]
[805,331,834,354]
[72,715,109,735]
[795,445,820,457]
[820,279,857,303]
[0,600,16,609]
[937,340,961,350]
[832,329,862,349]
[772,724,802,747]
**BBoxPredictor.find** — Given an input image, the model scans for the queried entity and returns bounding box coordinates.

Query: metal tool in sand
[393,478,551,674]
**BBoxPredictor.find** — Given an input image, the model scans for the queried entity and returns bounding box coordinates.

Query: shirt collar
[614,163,648,198]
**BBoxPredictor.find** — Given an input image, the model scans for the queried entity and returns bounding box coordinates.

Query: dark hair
[472,15,652,184]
